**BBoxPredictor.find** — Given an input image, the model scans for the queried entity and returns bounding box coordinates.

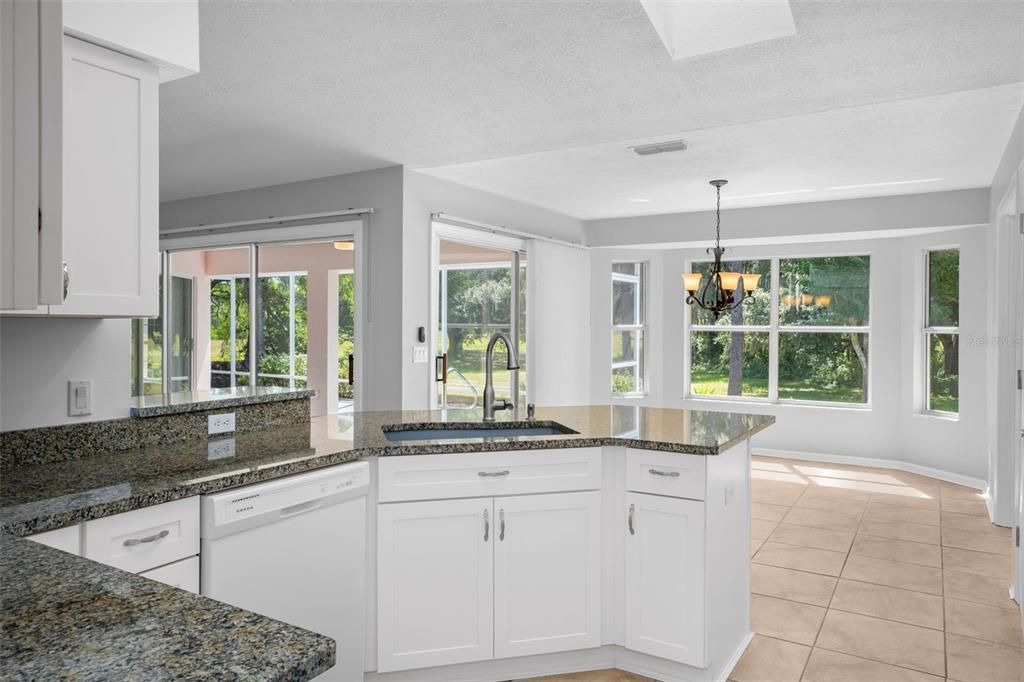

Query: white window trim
[611,261,648,398]
[921,246,960,419]
[684,254,873,408]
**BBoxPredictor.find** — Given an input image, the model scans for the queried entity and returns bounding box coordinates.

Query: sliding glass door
[435,233,527,411]
[139,226,361,416]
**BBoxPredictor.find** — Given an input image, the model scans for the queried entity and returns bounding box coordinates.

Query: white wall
[0,317,131,430]
[586,188,990,249]
[588,225,990,483]
[401,170,586,410]
[985,104,1024,524]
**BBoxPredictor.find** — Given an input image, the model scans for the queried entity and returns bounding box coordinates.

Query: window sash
[611,262,647,396]
[922,248,959,416]
[685,254,871,407]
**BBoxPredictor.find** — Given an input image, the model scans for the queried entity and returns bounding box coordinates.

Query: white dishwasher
[201,461,369,681]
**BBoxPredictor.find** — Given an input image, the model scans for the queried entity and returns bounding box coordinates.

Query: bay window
[924,249,959,414]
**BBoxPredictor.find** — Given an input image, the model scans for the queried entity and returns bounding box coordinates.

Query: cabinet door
[625,492,706,667]
[494,491,602,659]
[377,498,494,672]
[27,524,81,555]
[51,36,158,317]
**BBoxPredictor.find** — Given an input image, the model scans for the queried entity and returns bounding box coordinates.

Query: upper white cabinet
[49,36,158,317]
[624,491,706,667]
[0,0,196,317]
[493,491,602,659]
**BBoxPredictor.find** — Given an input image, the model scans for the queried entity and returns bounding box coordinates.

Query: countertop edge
[129,389,317,418]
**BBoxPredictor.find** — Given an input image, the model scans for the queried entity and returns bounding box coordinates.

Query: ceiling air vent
[629,139,688,156]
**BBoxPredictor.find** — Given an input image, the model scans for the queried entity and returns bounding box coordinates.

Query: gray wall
[160,166,406,412]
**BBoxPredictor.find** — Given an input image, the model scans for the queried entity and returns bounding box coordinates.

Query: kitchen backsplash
[0,396,310,470]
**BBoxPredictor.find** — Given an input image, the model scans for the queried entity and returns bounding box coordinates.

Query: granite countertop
[0,534,335,681]
[0,404,772,681]
[130,386,317,418]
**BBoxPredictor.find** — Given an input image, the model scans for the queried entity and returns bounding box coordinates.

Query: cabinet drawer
[83,497,199,573]
[626,449,705,500]
[378,448,602,502]
[140,556,199,594]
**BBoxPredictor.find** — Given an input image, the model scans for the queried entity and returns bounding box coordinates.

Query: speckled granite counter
[0,404,772,680]
[130,386,316,417]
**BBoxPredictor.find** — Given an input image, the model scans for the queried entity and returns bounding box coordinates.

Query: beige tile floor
[523,456,1023,682]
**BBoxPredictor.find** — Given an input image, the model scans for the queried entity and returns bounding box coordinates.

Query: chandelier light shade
[681,179,759,319]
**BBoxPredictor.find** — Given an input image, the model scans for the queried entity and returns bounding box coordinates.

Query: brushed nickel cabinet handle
[62,261,69,301]
[628,504,635,535]
[478,470,510,478]
[499,509,505,541]
[123,529,169,547]
[483,508,490,542]
[648,468,680,478]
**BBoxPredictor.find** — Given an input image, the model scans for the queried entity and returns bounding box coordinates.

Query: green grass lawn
[690,371,867,404]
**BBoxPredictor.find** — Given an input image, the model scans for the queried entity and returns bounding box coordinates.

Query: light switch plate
[413,346,429,363]
[67,380,92,416]
[208,412,236,435]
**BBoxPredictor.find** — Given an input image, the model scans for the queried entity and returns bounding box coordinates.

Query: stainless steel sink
[382,422,576,442]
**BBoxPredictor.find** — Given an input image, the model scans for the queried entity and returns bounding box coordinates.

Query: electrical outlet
[207,437,236,460]
[67,380,92,417]
[208,412,236,435]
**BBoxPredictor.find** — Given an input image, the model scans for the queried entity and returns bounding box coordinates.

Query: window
[778,256,870,404]
[924,249,959,414]
[689,259,770,398]
[687,255,871,405]
[611,262,646,395]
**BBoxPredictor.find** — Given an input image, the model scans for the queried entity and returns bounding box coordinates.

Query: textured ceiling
[424,83,1024,219]
[160,0,1024,210]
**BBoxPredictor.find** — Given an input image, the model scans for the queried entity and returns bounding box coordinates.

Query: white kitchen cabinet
[82,497,199,574]
[0,0,62,311]
[624,491,706,667]
[27,524,81,555]
[2,0,190,316]
[377,498,494,672]
[47,35,158,317]
[140,555,199,594]
[494,491,602,659]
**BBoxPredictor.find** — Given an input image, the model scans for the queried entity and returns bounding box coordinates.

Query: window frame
[922,247,959,418]
[611,260,648,398]
[684,252,872,408]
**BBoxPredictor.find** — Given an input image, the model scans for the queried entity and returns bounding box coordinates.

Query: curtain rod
[161,208,374,235]
[432,212,589,251]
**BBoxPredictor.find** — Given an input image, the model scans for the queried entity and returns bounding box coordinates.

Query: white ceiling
[425,83,1024,219]
[160,0,1024,216]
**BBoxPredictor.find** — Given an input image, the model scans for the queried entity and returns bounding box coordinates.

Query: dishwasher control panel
[201,461,370,538]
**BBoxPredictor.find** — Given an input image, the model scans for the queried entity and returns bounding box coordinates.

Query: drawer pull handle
[478,470,511,478]
[123,529,169,547]
[649,468,680,478]
[628,504,635,535]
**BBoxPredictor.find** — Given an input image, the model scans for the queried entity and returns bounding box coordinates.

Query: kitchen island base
[366,439,753,682]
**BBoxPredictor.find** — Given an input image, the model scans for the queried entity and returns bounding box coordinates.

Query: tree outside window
[925,249,959,414]
[687,255,871,405]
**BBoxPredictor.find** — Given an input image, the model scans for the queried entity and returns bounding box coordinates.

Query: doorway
[432,223,527,411]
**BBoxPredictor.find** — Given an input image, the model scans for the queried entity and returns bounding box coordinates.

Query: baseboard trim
[751,447,987,491]
[716,632,754,682]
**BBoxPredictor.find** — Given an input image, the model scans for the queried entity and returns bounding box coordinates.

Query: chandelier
[681,179,760,319]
